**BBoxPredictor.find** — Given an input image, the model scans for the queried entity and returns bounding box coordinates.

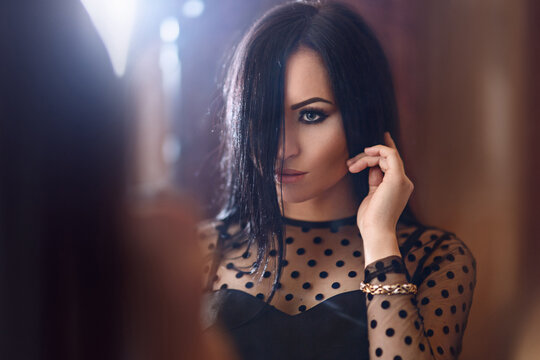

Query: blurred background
[2,0,539,359]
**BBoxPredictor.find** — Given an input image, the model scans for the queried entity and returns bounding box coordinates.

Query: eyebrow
[290,97,333,110]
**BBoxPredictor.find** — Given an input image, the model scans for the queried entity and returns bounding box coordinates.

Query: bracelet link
[360,281,417,295]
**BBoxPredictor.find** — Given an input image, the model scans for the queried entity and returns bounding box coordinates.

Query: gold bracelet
[360,281,417,295]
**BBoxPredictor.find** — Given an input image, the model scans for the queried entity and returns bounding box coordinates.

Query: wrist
[359,225,395,240]
[362,232,401,268]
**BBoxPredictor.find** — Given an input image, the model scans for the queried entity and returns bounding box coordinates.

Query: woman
[199,1,476,359]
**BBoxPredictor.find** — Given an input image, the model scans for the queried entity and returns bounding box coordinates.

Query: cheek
[277,117,349,203]
[302,123,348,174]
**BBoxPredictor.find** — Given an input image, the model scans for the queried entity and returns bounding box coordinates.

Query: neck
[280,174,359,222]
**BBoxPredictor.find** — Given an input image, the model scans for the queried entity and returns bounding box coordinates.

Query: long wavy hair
[207,0,420,303]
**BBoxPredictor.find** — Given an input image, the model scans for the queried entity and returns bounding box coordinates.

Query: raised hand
[346,131,414,245]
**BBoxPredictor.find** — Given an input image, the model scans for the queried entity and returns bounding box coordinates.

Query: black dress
[198,216,476,360]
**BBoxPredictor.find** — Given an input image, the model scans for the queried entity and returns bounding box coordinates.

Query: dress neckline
[281,214,357,230]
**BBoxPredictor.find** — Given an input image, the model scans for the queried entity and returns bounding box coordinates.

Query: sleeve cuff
[364,255,407,283]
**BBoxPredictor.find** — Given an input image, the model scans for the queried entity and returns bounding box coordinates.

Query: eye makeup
[298,106,330,124]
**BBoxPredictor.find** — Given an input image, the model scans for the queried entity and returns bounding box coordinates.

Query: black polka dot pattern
[199,217,476,359]
[362,230,476,360]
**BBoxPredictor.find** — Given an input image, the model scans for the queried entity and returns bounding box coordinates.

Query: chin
[277,187,317,204]
[276,172,350,205]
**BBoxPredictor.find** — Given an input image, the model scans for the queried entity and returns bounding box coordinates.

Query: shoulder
[396,222,475,260]
[196,218,225,237]
[196,218,245,253]
[196,218,222,252]
[196,219,224,290]
[197,218,254,292]
[196,218,247,271]
[396,222,476,284]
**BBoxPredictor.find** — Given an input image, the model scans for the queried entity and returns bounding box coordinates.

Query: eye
[298,107,329,124]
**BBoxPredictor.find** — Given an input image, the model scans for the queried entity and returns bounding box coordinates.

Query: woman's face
[275,46,350,204]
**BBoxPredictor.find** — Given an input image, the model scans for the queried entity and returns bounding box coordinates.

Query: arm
[363,230,476,359]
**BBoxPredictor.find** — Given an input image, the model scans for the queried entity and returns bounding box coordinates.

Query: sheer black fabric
[199,216,476,359]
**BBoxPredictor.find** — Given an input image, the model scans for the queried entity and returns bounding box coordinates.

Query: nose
[276,119,300,165]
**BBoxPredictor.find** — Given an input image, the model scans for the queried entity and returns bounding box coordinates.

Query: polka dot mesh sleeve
[364,231,477,359]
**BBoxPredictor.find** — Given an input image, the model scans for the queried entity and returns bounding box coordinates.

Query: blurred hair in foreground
[0,1,233,359]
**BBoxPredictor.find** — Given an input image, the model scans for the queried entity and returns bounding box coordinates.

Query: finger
[368,166,384,192]
[348,155,378,173]
[348,155,390,173]
[364,145,403,170]
[346,152,368,166]
[346,133,398,165]
[364,145,399,159]
[349,155,389,172]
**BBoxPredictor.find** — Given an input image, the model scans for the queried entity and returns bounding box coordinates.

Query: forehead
[284,47,334,104]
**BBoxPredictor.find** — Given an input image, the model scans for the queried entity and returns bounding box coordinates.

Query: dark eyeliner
[298,106,329,124]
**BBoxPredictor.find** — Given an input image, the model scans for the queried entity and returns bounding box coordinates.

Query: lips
[275,169,307,184]
[278,169,306,176]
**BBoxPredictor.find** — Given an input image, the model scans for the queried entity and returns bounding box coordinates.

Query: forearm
[364,256,436,359]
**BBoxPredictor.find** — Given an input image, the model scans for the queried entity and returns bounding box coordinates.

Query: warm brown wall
[342,1,538,359]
